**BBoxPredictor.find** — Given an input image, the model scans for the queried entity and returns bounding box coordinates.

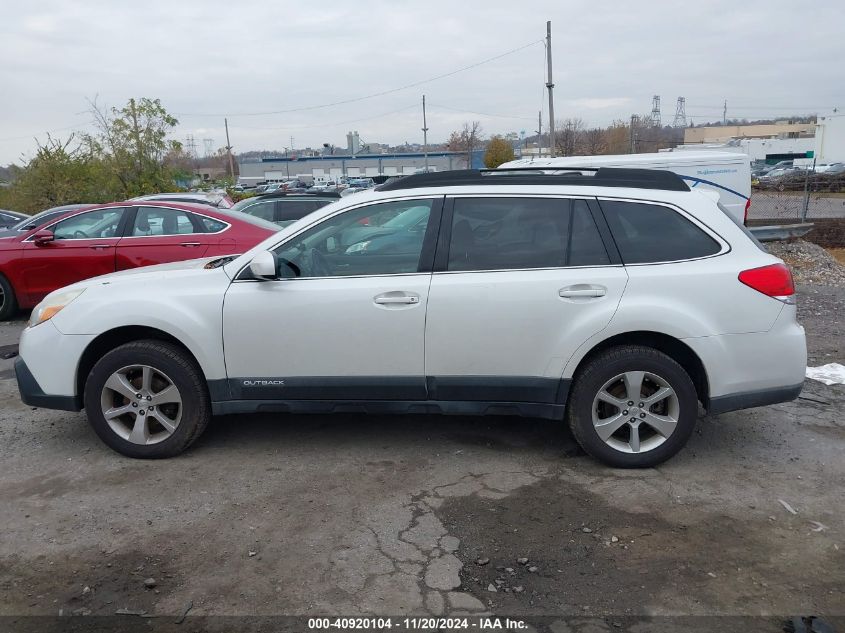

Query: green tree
[1,135,108,213]
[87,97,181,197]
[483,135,515,168]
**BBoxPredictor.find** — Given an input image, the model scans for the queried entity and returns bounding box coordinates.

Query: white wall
[815,114,845,163]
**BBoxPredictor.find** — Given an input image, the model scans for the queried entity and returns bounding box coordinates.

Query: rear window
[447,197,610,272]
[215,207,281,232]
[277,199,329,222]
[600,200,721,264]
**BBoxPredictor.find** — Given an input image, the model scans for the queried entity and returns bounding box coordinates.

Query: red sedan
[0,201,280,320]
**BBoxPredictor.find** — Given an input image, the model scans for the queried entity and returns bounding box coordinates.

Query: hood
[54,255,238,296]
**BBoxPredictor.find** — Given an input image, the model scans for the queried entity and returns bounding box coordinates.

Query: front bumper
[15,356,83,412]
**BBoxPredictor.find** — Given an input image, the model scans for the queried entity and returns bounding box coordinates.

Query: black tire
[567,345,698,468]
[84,340,211,458]
[0,273,18,321]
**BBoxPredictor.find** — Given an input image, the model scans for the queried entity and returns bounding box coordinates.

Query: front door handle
[374,292,420,305]
[89,244,110,250]
[559,285,607,299]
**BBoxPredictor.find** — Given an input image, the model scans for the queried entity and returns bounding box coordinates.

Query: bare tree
[582,128,608,155]
[555,118,584,156]
[447,121,484,167]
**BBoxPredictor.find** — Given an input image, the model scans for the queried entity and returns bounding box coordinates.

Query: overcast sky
[1,0,842,164]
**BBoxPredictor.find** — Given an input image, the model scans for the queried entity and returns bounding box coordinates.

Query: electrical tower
[672,97,687,128]
[651,95,661,127]
[185,135,197,158]
[203,138,214,158]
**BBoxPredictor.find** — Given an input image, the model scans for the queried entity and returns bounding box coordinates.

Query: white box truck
[500,151,752,223]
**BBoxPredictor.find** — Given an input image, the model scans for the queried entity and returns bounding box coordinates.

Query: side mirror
[33,229,55,246]
[248,251,277,280]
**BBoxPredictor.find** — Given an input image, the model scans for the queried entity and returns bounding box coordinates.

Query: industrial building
[238,151,479,185]
[677,114,845,164]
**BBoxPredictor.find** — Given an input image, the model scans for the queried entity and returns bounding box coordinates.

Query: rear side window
[200,217,227,233]
[276,200,325,223]
[600,200,720,264]
[447,197,610,272]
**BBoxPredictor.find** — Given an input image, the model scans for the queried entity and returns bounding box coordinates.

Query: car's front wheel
[84,340,211,458]
[567,345,698,468]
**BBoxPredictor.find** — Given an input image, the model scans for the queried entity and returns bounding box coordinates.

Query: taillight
[743,198,751,225]
[738,263,795,298]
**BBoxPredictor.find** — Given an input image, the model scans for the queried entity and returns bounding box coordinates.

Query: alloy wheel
[591,370,680,454]
[100,365,183,445]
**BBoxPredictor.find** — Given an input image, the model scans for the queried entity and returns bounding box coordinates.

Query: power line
[172,39,544,118]
[0,121,92,143]
[229,103,418,131]
[427,103,535,121]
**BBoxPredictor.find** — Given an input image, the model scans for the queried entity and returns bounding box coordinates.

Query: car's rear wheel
[567,345,698,468]
[84,340,210,458]
[0,274,17,321]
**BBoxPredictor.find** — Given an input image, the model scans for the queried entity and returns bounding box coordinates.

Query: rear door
[21,207,128,304]
[115,206,213,270]
[424,196,628,404]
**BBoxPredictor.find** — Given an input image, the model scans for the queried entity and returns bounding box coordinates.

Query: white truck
[501,151,752,224]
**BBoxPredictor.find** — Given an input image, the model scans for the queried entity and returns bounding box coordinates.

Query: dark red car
[0,201,280,320]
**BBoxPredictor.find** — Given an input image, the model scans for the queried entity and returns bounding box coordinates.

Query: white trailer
[500,151,752,223]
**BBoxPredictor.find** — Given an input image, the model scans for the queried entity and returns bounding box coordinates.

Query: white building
[814,113,845,163]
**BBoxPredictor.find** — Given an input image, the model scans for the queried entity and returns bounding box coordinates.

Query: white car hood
[49,255,237,298]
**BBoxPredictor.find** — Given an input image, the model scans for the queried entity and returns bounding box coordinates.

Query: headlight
[29,288,85,328]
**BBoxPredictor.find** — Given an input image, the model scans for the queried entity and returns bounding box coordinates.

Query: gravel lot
[0,282,843,631]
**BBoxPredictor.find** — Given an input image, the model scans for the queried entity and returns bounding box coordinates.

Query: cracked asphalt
[0,284,842,629]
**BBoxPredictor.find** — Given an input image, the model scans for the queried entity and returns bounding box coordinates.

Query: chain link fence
[749,169,845,223]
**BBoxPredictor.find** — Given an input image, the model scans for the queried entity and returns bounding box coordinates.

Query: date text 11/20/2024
[307,617,529,630]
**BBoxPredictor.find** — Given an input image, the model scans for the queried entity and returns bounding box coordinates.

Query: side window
[276,200,318,223]
[52,208,125,240]
[242,200,276,222]
[199,216,227,233]
[600,200,720,264]
[447,197,609,272]
[272,199,434,278]
[132,207,197,236]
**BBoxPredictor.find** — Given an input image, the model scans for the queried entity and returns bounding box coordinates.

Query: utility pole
[630,114,639,153]
[422,95,429,172]
[536,111,543,157]
[224,118,235,182]
[723,100,727,126]
[546,20,556,158]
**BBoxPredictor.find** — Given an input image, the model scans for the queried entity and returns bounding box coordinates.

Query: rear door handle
[180,242,201,248]
[559,285,607,298]
[374,293,420,305]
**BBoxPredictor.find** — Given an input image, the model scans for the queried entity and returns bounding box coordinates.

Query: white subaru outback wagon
[15,168,807,467]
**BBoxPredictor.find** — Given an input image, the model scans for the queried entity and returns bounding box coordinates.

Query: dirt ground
[0,285,843,632]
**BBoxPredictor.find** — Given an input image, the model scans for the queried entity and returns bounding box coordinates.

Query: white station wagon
[16,168,806,467]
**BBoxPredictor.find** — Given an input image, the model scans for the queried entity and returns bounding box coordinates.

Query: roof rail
[375,167,690,192]
[257,190,342,199]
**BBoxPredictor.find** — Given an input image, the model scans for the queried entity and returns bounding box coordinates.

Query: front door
[222,197,443,401]
[22,207,127,304]
[424,196,629,404]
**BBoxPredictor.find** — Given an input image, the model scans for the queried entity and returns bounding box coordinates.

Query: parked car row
[237,176,379,197]
[753,163,845,192]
